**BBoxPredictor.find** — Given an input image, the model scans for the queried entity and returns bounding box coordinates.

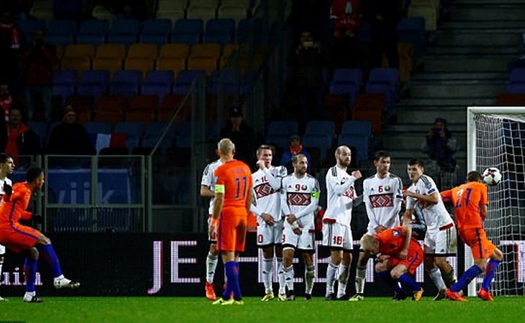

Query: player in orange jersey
[360,225,424,301]
[0,167,79,302]
[441,171,503,302]
[211,138,253,306]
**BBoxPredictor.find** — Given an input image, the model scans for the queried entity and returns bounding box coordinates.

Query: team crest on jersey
[370,194,393,207]
[384,185,391,191]
[343,186,355,199]
[254,183,275,198]
[425,182,432,190]
[392,228,402,237]
[288,192,311,206]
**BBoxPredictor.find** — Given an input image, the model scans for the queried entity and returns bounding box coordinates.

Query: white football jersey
[280,173,320,230]
[0,177,12,200]
[363,172,403,233]
[406,174,454,232]
[200,159,223,214]
[324,165,358,225]
[251,165,287,222]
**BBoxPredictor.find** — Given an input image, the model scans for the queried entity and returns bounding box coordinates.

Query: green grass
[0,296,524,323]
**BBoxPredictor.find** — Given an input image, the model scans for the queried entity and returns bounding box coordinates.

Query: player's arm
[404,190,439,205]
[402,207,414,226]
[200,184,215,198]
[363,181,380,231]
[212,184,225,220]
[245,185,253,214]
[280,179,292,218]
[263,166,285,190]
[295,180,320,220]
[398,225,412,260]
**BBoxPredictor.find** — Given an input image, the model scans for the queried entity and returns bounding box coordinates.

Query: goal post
[467,106,525,296]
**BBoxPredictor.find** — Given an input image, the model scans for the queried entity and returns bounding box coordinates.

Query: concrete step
[449,4,525,21]
[421,56,515,73]
[433,30,522,47]
[395,107,468,124]
[410,72,509,81]
[438,20,525,30]
[380,133,467,151]
[426,46,518,55]
[386,123,467,132]
[408,80,507,99]
[397,98,497,107]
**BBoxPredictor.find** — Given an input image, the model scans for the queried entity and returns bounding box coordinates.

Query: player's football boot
[412,288,424,301]
[23,294,43,303]
[220,298,244,306]
[0,296,7,301]
[324,293,337,301]
[205,282,217,301]
[445,289,468,302]
[261,293,274,301]
[277,293,287,301]
[285,290,296,301]
[392,291,407,301]
[337,294,350,301]
[433,290,446,301]
[477,287,494,301]
[304,293,312,301]
[348,293,364,302]
[54,277,80,289]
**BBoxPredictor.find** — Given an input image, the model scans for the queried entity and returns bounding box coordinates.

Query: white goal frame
[467,106,525,296]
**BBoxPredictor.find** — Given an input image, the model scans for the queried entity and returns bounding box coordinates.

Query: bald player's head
[218,138,235,156]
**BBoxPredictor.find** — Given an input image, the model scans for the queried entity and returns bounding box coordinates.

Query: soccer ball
[482,167,502,186]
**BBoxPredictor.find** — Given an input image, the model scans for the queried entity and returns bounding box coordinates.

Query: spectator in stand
[421,117,459,190]
[291,30,326,121]
[0,82,13,122]
[280,134,311,174]
[0,11,22,92]
[4,106,41,162]
[325,0,363,74]
[19,29,59,122]
[47,105,95,155]
[219,106,256,166]
[362,0,402,68]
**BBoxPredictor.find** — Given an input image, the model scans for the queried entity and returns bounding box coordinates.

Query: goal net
[467,107,525,296]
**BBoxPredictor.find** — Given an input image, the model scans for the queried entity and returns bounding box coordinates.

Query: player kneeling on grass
[360,225,424,301]
[0,167,79,303]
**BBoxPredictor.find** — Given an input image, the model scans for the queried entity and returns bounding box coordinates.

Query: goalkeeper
[441,171,503,302]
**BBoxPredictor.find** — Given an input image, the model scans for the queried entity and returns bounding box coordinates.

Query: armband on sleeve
[311,191,320,199]
[215,184,225,194]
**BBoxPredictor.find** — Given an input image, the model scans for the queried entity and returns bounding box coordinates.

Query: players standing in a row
[322,145,362,301]
[212,138,253,305]
[280,154,320,301]
[441,171,503,302]
[402,159,457,300]
[350,150,404,301]
[200,150,224,301]
[250,145,288,301]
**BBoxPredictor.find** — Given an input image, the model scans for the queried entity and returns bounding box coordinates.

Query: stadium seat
[173,70,206,95]
[265,120,299,150]
[141,18,172,41]
[186,4,217,20]
[114,121,143,151]
[125,94,159,123]
[76,70,110,101]
[77,19,109,45]
[172,19,204,44]
[109,70,143,98]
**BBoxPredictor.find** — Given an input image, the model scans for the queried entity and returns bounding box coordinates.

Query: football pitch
[0,296,523,322]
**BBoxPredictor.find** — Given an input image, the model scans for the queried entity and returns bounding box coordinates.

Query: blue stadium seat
[109,70,142,98]
[172,70,206,95]
[77,70,110,101]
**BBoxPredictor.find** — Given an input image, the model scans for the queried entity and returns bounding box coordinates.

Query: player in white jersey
[280,154,320,301]
[402,159,457,301]
[200,155,224,301]
[321,145,362,301]
[250,145,288,301]
[0,153,14,301]
[349,150,404,302]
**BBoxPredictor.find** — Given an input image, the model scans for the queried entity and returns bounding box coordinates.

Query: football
[482,167,502,186]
